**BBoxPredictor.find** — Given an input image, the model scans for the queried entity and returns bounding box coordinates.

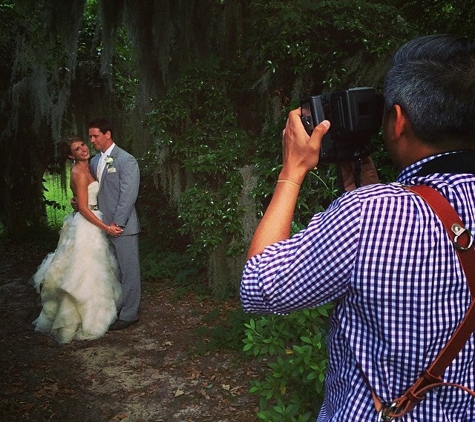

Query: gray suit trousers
[110,233,141,321]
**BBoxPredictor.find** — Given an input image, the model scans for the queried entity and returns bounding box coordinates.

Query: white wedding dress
[32,181,122,344]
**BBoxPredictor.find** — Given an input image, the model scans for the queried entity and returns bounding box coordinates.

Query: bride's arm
[71,172,122,237]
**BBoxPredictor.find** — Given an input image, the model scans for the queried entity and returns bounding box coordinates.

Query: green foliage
[42,172,70,228]
[147,63,251,172]
[145,64,253,260]
[370,135,399,183]
[248,0,416,95]
[194,307,251,354]
[137,152,193,254]
[177,176,246,258]
[243,305,333,421]
[400,0,475,36]
[140,238,209,303]
[140,250,201,284]
[3,0,472,242]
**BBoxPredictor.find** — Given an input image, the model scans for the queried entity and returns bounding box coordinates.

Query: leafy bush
[194,307,251,354]
[145,64,252,263]
[140,249,201,283]
[243,305,333,421]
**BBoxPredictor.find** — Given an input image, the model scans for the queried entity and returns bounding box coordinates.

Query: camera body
[301,87,384,163]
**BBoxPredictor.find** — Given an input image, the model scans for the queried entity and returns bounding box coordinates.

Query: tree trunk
[0,129,52,241]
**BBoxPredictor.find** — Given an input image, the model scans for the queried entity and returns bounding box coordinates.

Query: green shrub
[140,249,200,282]
[145,64,252,263]
[243,305,333,421]
[42,172,70,228]
[194,307,251,354]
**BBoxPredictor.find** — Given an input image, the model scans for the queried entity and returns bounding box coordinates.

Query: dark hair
[59,135,83,159]
[384,34,475,146]
[88,118,113,138]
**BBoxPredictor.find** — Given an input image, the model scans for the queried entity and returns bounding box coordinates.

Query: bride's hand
[107,225,123,237]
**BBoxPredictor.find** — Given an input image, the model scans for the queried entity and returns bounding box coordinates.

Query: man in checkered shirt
[241,34,475,421]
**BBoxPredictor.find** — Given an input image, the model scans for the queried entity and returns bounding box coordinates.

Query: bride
[31,136,123,344]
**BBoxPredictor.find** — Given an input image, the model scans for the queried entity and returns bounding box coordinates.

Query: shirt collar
[396,150,475,183]
[101,143,115,158]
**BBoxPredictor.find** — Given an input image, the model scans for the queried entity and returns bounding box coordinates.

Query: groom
[89,118,141,330]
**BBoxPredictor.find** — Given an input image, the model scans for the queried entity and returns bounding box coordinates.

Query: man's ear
[393,104,409,139]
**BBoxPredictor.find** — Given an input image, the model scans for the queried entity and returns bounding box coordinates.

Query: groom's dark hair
[89,118,114,138]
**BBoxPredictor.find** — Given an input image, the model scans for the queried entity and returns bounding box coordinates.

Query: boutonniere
[106,156,116,173]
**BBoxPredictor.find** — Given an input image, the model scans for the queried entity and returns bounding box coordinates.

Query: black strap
[414,150,475,176]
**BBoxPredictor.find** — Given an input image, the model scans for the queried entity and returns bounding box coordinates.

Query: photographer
[241,34,475,421]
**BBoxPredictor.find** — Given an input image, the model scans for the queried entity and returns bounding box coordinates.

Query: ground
[0,241,260,422]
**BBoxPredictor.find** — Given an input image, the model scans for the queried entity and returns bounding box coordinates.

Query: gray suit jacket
[90,145,140,235]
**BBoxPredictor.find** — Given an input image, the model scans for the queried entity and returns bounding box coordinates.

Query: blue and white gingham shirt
[241,153,475,421]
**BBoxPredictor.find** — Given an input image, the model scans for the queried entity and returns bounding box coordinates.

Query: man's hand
[107,224,123,237]
[70,196,78,211]
[279,108,330,184]
[340,157,379,191]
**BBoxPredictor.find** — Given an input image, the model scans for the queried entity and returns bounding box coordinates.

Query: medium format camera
[301,87,384,163]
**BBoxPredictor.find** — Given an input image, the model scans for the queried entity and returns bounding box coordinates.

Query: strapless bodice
[88,181,99,208]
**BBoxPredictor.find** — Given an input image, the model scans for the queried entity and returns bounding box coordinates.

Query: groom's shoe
[109,319,139,331]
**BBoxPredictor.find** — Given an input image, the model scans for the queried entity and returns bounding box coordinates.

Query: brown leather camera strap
[371,185,475,420]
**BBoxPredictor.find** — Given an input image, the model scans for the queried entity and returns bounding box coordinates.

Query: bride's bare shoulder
[70,165,95,192]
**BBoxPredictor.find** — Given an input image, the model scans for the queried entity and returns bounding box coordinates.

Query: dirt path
[0,242,259,421]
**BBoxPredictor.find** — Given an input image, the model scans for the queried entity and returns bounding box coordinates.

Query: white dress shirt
[96,143,115,183]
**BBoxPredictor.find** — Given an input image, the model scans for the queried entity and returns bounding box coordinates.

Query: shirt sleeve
[240,191,362,315]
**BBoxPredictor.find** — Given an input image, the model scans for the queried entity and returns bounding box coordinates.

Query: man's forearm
[246,179,301,259]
